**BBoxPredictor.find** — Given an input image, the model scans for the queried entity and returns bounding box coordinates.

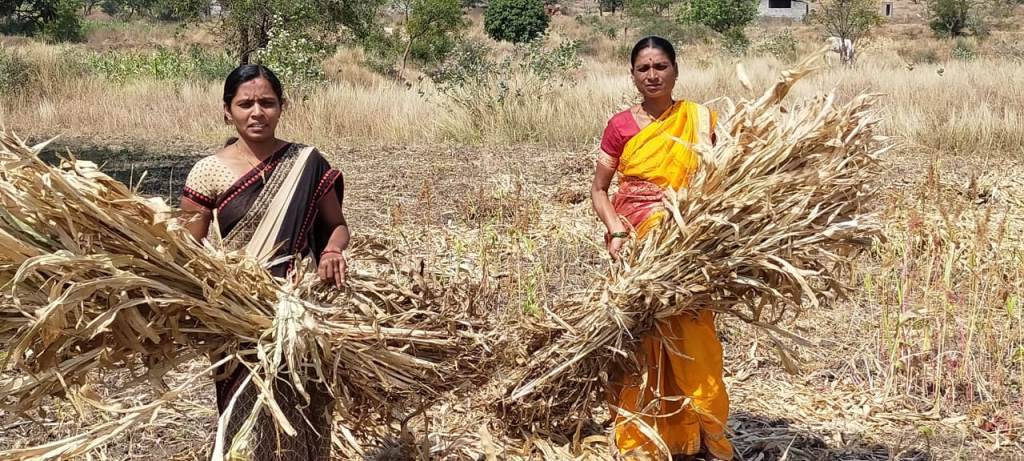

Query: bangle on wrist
[321,249,343,256]
[610,231,629,239]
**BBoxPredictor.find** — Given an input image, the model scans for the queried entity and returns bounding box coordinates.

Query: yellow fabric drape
[609,101,733,460]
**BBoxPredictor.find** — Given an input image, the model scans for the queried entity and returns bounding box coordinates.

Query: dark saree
[184,143,341,460]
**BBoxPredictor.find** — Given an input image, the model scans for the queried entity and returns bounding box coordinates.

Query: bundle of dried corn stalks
[504,51,890,429]
[0,134,487,459]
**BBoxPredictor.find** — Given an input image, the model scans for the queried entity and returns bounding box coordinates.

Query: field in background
[0,7,1022,461]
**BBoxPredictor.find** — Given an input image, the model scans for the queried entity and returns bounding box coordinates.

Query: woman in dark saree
[180,65,348,460]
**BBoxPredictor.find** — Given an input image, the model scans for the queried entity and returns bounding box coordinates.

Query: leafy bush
[721,27,750,56]
[41,0,85,43]
[951,37,977,61]
[431,39,581,127]
[679,0,757,34]
[754,29,798,62]
[484,0,550,43]
[0,0,84,42]
[599,0,623,14]
[253,15,331,89]
[927,0,990,37]
[86,46,235,81]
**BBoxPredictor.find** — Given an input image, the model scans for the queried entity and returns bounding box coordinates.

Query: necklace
[232,144,274,182]
[634,99,675,123]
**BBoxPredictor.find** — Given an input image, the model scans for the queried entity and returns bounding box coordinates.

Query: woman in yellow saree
[590,36,732,461]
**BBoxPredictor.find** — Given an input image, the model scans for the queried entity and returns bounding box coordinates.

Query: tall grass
[2,39,1022,154]
[863,169,1024,432]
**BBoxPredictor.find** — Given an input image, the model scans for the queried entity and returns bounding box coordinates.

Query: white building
[757,0,922,22]
[758,0,811,20]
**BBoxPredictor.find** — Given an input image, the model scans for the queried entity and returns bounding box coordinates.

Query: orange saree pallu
[607,101,734,460]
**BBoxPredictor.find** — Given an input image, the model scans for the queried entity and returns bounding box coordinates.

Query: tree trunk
[399,41,413,81]
[238,23,251,65]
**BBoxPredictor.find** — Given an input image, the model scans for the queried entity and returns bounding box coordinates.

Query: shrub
[927,0,991,38]
[951,37,977,61]
[721,27,750,56]
[253,16,331,90]
[754,29,798,62]
[86,46,235,82]
[679,0,757,34]
[431,39,581,136]
[484,0,550,43]
[41,0,85,43]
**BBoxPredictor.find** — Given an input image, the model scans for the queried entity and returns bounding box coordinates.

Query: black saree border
[293,168,343,257]
[182,185,216,209]
[215,142,294,211]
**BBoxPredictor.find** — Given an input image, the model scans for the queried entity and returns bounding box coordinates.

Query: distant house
[758,0,810,20]
[757,0,926,22]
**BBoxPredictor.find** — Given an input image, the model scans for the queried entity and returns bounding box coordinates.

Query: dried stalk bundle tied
[0,134,486,460]
[506,52,889,425]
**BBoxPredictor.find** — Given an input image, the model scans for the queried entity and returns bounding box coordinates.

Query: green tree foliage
[679,0,757,34]
[926,0,995,37]
[396,0,465,78]
[40,0,84,41]
[811,0,882,63]
[215,0,387,64]
[1,0,84,42]
[484,0,549,43]
[599,0,623,15]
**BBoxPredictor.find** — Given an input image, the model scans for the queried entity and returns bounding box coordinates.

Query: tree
[83,0,102,15]
[214,0,386,64]
[811,0,882,64]
[926,0,1000,37]
[395,0,465,79]
[599,0,623,15]
[679,0,757,34]
[0,0,84,42]
[484,0,549,43]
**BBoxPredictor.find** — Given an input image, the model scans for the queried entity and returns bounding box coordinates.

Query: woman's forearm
[591,188,625,234]
[323,224,350,252]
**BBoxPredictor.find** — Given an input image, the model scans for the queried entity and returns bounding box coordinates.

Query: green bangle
[610,231,629,239]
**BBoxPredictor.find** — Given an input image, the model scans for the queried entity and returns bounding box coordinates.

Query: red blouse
[600,110,642,158]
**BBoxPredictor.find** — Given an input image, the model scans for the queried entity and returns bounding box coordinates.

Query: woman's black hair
[630,36,677,69]
[222,64,285,108]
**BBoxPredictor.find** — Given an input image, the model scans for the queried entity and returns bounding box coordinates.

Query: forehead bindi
[634,48,671,66]
[233,78,278,103]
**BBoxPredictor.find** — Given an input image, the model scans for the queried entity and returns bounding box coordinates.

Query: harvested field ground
[3,139,1020,460]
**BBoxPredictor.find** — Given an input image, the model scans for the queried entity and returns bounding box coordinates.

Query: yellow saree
[608,101,733,460]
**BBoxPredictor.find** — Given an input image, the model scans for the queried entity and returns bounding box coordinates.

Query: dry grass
[1,22,1022,152]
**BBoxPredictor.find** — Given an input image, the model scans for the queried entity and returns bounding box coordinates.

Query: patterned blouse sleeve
[182,157,219,210]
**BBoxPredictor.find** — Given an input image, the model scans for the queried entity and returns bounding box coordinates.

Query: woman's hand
[318,250,347,288]
[607,231,628,259]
